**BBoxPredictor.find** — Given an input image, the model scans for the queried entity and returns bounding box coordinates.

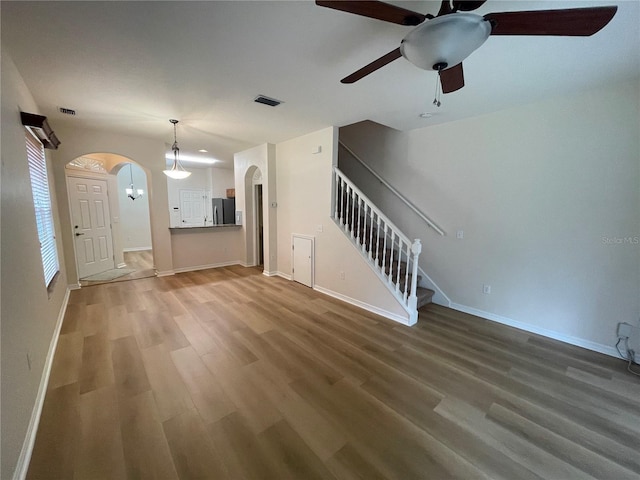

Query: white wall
[116,162,152,250]
[1,51,69,479]
[275,127,409,321]
[339,79,640,355]
[211,166,235,199]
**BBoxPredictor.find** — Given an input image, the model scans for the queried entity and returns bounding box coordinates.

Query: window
[25,129,59,287]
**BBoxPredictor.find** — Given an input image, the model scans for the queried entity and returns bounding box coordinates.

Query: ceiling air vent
[59,107,76,115]
[254,95,283,107]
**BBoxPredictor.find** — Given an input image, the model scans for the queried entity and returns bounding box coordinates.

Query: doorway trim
[244,165,265,267]
[254,183,264,266]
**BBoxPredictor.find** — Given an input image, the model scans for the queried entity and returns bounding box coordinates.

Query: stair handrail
[338,141,446,236]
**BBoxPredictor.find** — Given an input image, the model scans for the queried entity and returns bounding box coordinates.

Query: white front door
[68,176,115,278]
[179,189,206,227]
[292,235,313,288]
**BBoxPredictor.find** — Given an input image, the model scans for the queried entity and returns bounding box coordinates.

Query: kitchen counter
[169,224,241,232]
[169,224,243,272]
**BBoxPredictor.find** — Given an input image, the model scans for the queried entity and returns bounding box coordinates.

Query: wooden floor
[80,250,155,287]
[28,266,640,479]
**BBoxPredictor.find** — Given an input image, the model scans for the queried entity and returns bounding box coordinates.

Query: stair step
[416,287,435,309]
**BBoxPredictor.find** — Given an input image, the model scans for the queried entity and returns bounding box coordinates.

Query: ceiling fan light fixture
[400,13,491,71]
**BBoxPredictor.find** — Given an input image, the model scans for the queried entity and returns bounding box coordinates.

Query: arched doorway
[65,153,155,285]
[244,165,264,267]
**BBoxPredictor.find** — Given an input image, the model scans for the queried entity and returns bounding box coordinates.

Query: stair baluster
[356,196,362,245]
[403,242,410,302]
[368,207,374,259]
[334,174,340,222]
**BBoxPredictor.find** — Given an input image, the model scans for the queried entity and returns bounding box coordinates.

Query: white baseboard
[13,287,71,480]
[123,246,152,252]
[313,285,411,326]
[67,283,81,290]
[412,269,617,358]
[272,271,292,280]
[172,260,241,274]
[262,270,280,277]
[156,270,175,277]
[449,302,619,359]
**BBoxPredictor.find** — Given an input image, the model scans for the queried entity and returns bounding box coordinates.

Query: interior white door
[179,189,205,226]
[292,235,313,288]
[68,176,115,278]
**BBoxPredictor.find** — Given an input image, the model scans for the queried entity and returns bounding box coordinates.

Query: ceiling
[2,1,638,169]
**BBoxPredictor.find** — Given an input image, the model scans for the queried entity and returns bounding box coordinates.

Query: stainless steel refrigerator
[212,198,235,225]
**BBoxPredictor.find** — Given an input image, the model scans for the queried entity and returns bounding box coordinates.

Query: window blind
[25,129,60,287]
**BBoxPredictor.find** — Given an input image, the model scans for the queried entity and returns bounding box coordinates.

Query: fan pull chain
[433,74,441,107]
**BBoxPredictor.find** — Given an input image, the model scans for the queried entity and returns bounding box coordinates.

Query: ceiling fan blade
[341,48,402,84]
[316,1,426,26]
[485,6,617,36]
[439,63,464,93]
[452,1,486,12]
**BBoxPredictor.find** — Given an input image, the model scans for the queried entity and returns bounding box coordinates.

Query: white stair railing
[333,167,421,324]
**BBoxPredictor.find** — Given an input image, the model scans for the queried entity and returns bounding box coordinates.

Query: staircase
[332,167,434,325]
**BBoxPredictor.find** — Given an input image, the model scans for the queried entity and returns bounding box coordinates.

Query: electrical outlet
[456,230,464,239]
[340,271,345,280]
[483,284,491,294]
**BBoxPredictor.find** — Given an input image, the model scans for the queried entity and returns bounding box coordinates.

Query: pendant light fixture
[125,163,144,200]
[163,119,191,179]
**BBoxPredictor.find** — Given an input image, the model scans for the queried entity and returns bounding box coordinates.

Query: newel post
[407,239,422,325]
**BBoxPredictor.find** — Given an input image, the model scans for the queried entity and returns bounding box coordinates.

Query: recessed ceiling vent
[59,107,76,115]
[254,95,283,107]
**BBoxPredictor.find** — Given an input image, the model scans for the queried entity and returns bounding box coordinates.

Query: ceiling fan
[317,0,617,93]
